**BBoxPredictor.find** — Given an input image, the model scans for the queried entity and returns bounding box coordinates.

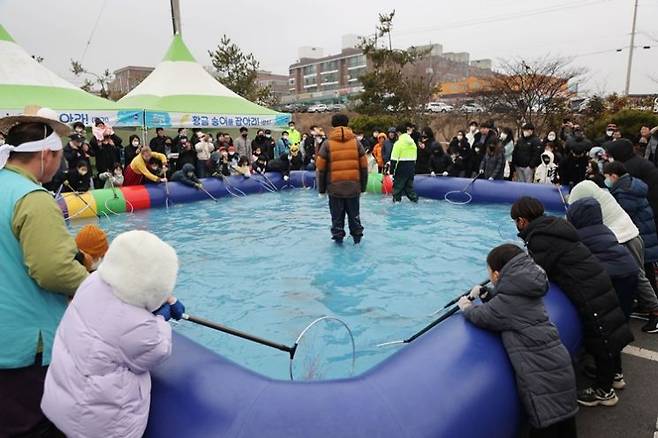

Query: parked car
[307,103,329,113]
[425,102,454,113]
[328,103,347,112]
[459,103,484,113]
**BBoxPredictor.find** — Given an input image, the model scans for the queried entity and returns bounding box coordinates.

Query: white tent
[0,23,142,127]
[119,34,290,129]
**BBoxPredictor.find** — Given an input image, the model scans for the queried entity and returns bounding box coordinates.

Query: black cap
[521,122,535,130]
[239,127,248,133]
[388,127,397,133]
[265,129,272,134]
[94,118,104,126]
[331,114,349,128]
[69,133,84,142]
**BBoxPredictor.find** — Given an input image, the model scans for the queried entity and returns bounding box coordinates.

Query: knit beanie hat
[75,225,109,259]
[97,230,179,311]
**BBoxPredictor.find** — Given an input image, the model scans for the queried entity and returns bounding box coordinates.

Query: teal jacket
[0,169,70,368]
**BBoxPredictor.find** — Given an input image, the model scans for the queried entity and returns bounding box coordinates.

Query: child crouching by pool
[41,230,185,438]
[458,244,578,438]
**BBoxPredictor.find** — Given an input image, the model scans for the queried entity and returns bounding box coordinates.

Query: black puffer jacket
[519,215,633,358]
[566,197,639,279]
[463,253,577,429]
[607,139,658,231]
[513,134,543,168]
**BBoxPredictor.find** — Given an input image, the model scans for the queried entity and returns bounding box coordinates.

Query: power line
[80,0,108,63]
[388,0,616,38]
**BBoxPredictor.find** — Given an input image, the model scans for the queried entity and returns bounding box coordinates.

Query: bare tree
[481,56,586,130]
[70,60,113,99]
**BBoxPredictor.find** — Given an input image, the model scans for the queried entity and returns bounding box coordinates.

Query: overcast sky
[1,0,656,95]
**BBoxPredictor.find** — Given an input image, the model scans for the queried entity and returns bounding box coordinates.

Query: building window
[303,76,317,88]
[321,60,339,72]
[347,55,366,69]
[348,67,367,82]
[321,72,338,84]
[302,65,317,76]
[322,83,339,91]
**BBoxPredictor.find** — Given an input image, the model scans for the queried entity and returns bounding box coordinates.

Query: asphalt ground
[576,319,658,438]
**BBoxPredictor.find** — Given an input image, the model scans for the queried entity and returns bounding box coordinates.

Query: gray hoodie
[463,253,577,428]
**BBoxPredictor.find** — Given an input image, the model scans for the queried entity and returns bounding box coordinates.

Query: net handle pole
[200,186,218,202]
[182,314,295,356]
[441,279,491,310]
[556,184,568,212]
[462,170,482,192]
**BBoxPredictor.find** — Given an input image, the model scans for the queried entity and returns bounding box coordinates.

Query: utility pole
[170,0,182,36]
[624,0,639,95]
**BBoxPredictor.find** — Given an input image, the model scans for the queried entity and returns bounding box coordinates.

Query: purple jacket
[42,273,172,438]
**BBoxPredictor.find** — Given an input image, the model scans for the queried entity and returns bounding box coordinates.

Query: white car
[425,102,454,113]
[307,104,329,113]
[460,103,484,113]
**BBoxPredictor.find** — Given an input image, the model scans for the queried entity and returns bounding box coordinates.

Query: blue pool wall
[143,173,581,438]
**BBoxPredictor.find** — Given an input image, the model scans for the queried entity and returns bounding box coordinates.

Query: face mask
[79,169,88,176]
[114,169,122,176]
[547,134,556,141]
[0,138,4,145]
[469,126,477,133]
[266,134,271,138]
[315,137,322,143]
[357,136,364,141]
[222,152,228,158]
[604,178,613,188]
[606,130,614,137]
[187,172,194,178]
[457,135,463,141]
[132,140,139,146]
[523,130,532,138]
[499,133,507,141]
[283,137,289,142]
[90,258,102,271]
[542,157,550,165]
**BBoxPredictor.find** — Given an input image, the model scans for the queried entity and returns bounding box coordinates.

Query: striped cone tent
[0,23,141,127]
[118,34,290,129]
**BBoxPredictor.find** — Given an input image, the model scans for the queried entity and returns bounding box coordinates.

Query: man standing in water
[316,114,368,245]
[0,107,88,435]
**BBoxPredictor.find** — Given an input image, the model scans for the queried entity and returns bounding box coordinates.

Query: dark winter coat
[519,215,633,358]
[565,136,593,155]
[63,143,90,170]
[463,253,577,429]
[303,136,316,166]
[92,141,121,175]
[559,155,588,187]
[607,139,658,233]
[479,150,505,179]
[513,134,543,168]
[171,163,200,188]
[382,139,394,163]
[610,174,658,263]
[63,170,92,193]
[149,135,169,154]
[415,141,434,174]
[471,130,498,167]
[566,198,639,279]
[123,145,139,168]
[448,137,472,176]
[429,149,450,174]
[177,147,197,170]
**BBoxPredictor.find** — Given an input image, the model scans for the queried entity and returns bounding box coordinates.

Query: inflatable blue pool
[140,172,580,438]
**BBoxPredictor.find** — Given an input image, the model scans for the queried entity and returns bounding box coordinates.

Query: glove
[430,171,436,177]
[488,177,493,181]
[468,285,484,300]
[195,183,203,189]
[153,303,172,321]
[169,298,186,320]
[283,175,289,181]
[442,171,448,177]
[479,169,484,175]
[160,177,167,183]
[457,296,472,311]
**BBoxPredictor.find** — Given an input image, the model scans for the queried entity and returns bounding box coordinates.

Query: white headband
[0,131,63,170]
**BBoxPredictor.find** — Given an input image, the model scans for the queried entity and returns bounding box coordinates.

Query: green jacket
[391,134,418,162]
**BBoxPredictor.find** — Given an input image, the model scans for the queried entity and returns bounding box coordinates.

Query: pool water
[68,189,523,380]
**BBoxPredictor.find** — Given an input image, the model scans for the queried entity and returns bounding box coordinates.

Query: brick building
[108,66,154,99]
